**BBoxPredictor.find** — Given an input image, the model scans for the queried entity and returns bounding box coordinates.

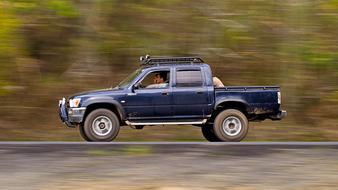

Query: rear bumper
[279,110,287,119]
[58,98,86,127]
[269,110,287,120]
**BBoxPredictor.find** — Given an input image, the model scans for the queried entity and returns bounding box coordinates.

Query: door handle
[162,92,169,96]
[196,91,204,94]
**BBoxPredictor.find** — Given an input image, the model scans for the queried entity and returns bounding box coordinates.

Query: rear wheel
[83,109,120,142]
[201,124,221,142]
[213,109,248,142]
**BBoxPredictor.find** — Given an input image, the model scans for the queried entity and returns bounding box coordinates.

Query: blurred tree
[0,0,337,140]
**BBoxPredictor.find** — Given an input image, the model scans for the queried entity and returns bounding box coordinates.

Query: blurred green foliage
[0,0,337,140]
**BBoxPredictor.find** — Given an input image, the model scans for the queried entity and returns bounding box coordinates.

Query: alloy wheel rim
[222,116,242,136]
[92,116,113,136]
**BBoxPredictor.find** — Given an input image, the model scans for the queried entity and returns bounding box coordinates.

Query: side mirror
[132,83,139,92]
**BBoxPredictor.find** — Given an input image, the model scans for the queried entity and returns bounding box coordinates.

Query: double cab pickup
[59,55,286,142]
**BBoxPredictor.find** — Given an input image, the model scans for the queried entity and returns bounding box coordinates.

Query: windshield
[117,68,142,89]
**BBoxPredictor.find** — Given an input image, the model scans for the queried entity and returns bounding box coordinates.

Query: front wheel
[79,124,91,142]
[83,109,120,142]
[213,109,248,142]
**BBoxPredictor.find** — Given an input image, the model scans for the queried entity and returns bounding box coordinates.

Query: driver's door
[124,69,173,120]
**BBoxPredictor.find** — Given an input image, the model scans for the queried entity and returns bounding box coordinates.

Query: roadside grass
[86,149,117,156]
[86,146,153,157]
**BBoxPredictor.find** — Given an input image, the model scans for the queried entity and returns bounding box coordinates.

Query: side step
[125,119,207,126]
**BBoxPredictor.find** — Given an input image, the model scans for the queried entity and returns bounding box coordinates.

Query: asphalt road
[1,142,338,190]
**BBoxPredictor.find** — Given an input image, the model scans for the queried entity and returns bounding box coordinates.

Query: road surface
[1,142,338,190]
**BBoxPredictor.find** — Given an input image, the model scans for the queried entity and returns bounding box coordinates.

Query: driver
[153,73,164,84]
[146,73,168,88]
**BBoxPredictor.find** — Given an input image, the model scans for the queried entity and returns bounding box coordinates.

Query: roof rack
[139,55,204,65]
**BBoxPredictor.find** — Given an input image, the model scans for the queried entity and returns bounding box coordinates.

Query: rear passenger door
[172,67,209,118]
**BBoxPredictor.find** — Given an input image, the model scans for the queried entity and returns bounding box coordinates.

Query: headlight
[69,98,81,108]
[277,91,281,104]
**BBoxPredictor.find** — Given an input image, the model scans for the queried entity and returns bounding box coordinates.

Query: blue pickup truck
[59,56,286,142]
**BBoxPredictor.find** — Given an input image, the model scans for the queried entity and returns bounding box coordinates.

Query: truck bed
[214,86,282,120]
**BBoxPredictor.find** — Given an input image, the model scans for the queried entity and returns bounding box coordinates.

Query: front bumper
[58,98,86,127]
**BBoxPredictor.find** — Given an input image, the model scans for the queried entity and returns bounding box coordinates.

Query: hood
[68,87,122,99]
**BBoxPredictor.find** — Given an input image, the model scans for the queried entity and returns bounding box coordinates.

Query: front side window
[176,70,203,87]
[136,70,170,89]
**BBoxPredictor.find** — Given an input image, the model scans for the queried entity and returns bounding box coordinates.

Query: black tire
[213,109,248,142]
[201,124,221,142]
[83,109,120,142]
[79,124,92,142]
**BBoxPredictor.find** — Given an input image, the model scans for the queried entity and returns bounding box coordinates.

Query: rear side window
[176,70,203,87]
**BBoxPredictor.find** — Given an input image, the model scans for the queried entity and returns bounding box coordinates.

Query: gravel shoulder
[1,142,338,190]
